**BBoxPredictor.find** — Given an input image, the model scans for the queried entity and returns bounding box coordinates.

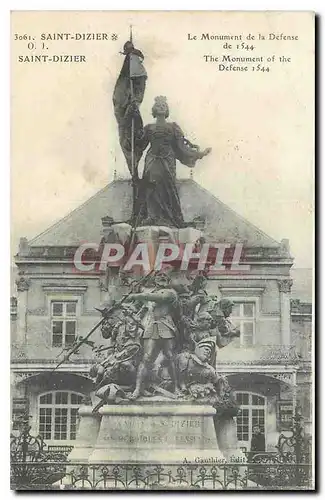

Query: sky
[11,11,314,267]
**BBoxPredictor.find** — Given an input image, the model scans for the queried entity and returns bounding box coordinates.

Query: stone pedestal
[68,406,101,463]
[68,399,227,465]
[100,223,204,273]
[89,401,224,464]
[215,415,246,461]
[61,401,248,489]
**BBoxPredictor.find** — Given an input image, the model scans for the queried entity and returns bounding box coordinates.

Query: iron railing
[10,461,313,490]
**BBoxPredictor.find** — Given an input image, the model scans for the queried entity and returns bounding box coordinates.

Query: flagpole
[130,80,135,180]
[129,24,137,227]
[130,24,135,181]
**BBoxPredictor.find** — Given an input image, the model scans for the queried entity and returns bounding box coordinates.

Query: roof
[29,178,281,248]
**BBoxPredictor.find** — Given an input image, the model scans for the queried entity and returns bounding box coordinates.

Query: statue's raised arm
[172,122,212,168]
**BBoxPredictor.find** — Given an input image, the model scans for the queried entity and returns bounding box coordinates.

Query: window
[38,391,83,441]
[51,301,77,348]
[231,302,255,346]
[235,392,266,446]
[278,402,294,430]
[12,398,29,430]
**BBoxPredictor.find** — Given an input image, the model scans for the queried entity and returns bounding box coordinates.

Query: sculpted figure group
[90,269,240,414]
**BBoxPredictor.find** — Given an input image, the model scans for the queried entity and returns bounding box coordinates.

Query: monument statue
[133,96,212,227]
[176,337,237,417]
[124,269,181,399]
[54,37,244,471]
[88,268,240,413]
[113,37,211,225]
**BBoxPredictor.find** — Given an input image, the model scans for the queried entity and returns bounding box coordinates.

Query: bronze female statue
[136,96,211,228]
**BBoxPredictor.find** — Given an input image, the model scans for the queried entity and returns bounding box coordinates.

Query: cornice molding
[42,284,88,293]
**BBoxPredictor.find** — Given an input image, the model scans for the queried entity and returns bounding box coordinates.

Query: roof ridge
[188,179,280,246]
[29,181,118,245]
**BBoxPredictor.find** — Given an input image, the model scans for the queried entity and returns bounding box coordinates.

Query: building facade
[10,179,313,452]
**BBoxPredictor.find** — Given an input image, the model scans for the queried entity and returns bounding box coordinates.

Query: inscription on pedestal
[98,412,216,450]
[113,417,201,429]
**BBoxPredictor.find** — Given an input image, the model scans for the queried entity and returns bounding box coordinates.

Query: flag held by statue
[113,42,147,180]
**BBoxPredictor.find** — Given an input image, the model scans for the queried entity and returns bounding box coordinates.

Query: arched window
[235,392,266,447]
[38,391,83,441]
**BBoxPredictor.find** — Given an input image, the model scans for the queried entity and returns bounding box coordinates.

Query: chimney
[18,237,29,256]
[280,238,291,257]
